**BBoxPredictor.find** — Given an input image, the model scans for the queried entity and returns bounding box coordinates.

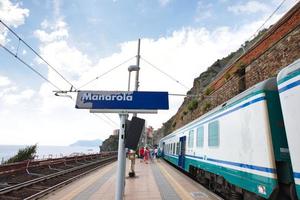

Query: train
[159,59,300,200]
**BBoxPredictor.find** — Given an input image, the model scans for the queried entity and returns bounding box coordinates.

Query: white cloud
[228,1,270,15]
[34,19,68,43]
[2,0,298,145]
[0,75,11,87]
[0,77,35,106]
[0,0,29,44]
[195,2,213,22]
[12,15,276,145]
[159,0,172,7]
[0,0,29,27]
[2,89,35,105]
[53,0,61,18]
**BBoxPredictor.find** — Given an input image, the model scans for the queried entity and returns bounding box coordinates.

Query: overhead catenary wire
[92,113,118,128]
[0,20,119,127]
[0,40,118,126]
[102,114,118,127]
[0,42,62,91]
[77,56,136,89]
[169,93,198,97]
[0,19,76,91]
[198,0,290,87]
[246,0,288,43]
[141,57,190,90]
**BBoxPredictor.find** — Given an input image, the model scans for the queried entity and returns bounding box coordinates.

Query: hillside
[100,135,118,152]
[155,29,268,139]
[155,2,300,141]
[69,139,102,147]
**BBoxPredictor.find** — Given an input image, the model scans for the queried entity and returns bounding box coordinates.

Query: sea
[0,145,100,163]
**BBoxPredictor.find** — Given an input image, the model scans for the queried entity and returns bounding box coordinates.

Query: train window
[173,143,175,155]
[208,121,219,147]
[188,130,194,148]
[196,126,204,147]
[176,143,179,155]
[173,143,176,154]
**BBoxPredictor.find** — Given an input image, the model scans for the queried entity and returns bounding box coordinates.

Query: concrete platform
[43,158,223,200]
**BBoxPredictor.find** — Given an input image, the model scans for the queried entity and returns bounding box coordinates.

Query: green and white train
[278,59,300,200]
[159,59,300,200]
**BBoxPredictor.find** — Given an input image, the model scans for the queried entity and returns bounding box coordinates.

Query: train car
[160,78,295,199]
[277,59,300,199]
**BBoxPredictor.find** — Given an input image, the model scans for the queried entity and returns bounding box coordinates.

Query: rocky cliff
[155,2,300,142]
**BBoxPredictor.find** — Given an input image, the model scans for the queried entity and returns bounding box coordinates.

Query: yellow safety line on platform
[57,163,116,200]
[157,161,194,200]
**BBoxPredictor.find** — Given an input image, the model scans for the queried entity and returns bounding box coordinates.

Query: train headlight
[258,185,266,195]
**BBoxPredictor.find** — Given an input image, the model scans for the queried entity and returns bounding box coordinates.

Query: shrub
[172,122,176,128]
[5,144,37,164]
[202,102,212,112]
[236,61,246,69]
[188,99,198,111]
[204,87,213,96]
[224,72,231,81]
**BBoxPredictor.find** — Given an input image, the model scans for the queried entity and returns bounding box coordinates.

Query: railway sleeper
[48,165,63,171]
[0,195,21,200]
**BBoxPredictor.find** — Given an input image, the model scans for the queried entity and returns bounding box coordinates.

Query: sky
[0,0,298,146]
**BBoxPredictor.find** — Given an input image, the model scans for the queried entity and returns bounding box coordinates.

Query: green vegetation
[204,87,213,96]
[172,122,176,128]
[5,144,37,164]
[188,99,198,111]
[224,72,231,81]
[202,102,212,112]
[100,134,118,151]
[159,27,271,138]
[234,61,246,76]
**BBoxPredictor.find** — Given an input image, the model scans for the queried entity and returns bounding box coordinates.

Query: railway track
[0,153,117,200]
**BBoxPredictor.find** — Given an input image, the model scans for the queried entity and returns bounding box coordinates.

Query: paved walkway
[44,158,222,200]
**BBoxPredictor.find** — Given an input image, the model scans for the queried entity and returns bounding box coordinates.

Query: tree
[5,144,37,164]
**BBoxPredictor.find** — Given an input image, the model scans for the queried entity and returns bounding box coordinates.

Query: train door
[178,136,186,169]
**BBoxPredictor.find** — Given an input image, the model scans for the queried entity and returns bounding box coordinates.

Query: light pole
[115,39,141,200]
[128,65,140,91]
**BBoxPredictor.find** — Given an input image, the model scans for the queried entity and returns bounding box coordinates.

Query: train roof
[161,78,277,141]
[277,59,300,84]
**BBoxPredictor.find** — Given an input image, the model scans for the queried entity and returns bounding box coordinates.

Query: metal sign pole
[115,113,127,200]
[75,39,168,200]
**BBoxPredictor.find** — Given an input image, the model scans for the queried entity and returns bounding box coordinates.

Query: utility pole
[133,39,147,147]
[131,39,146,147]
[134,39,141,103]
[116,39,141,200]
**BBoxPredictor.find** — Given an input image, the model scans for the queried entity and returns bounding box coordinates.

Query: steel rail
[0,156,116,196]
[24,157,115,200]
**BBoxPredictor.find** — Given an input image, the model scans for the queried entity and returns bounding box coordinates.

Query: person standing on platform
[157,148,161,158]
[144,147,150,164]
[139,147,144,162]
[154,148,158,159]
[128,150,136,177]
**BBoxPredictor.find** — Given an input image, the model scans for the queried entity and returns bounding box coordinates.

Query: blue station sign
[75,91,169,110]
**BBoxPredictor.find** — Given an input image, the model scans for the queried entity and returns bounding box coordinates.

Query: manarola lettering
[81,93,133,102]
